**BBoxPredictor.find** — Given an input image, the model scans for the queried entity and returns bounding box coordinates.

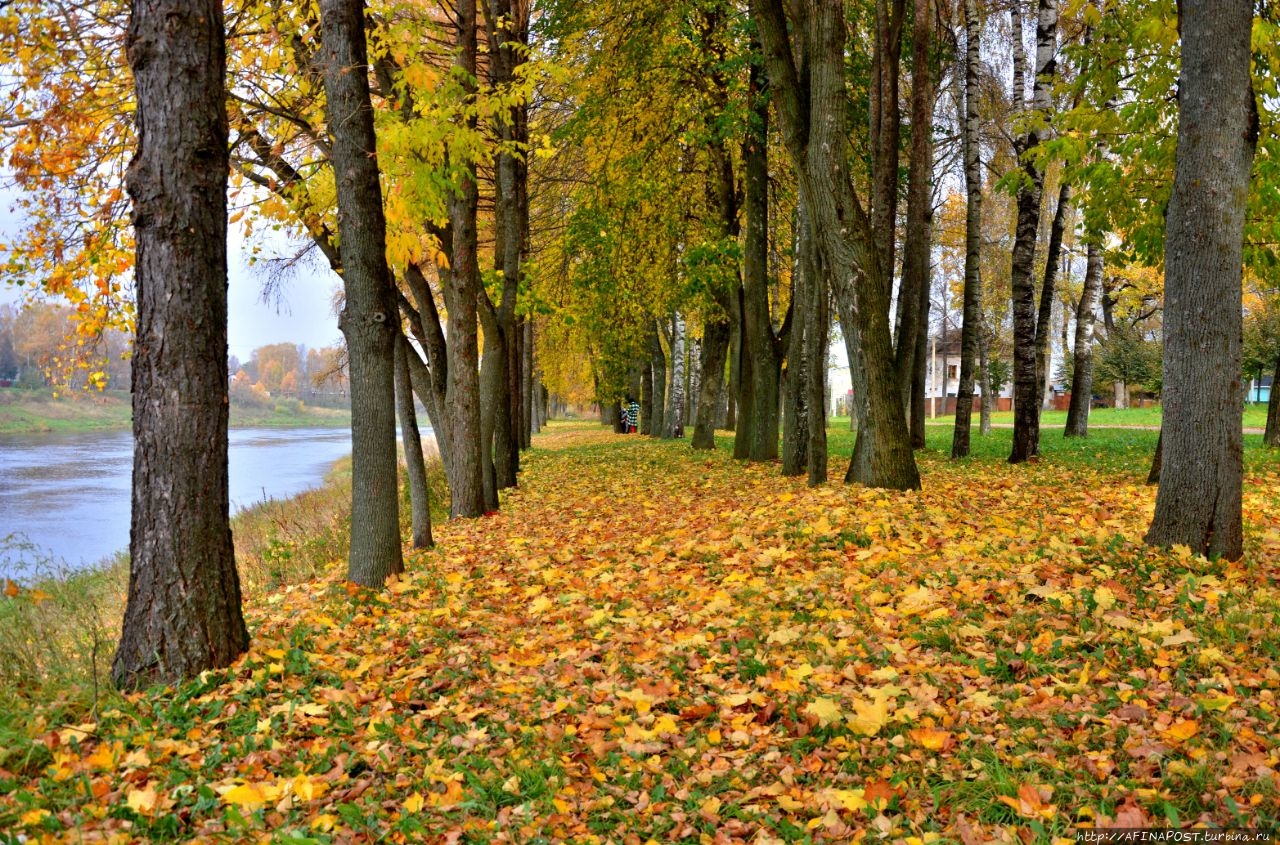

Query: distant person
[627,397,640,433]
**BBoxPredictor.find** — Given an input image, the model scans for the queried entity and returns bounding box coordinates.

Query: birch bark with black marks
[1064,238,1103,437]
[952,0,983,458]
[1008,0,1058,463]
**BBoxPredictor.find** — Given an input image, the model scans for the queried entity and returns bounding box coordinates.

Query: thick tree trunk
[1145,0,1255,560]
[1065,238,1103,437]
[741,78,781,462]
[752,0,919,490]
[112,0,248,687]
[1008,0,1058,464]
[395,333,433,549]
[784,189,818,476]
[319,0,403,584]
[895,0,933,416]
[1264,353,1280,446]
[1035,181,1072,405]
[443,0,486,518]
[692,319,730,448]
[665,312,686,438]
[952,0,983,459]
[806,255,829,485]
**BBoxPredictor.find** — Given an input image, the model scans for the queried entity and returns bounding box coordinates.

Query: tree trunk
[806,254,829,485]
[752,0,919,490]
[1008,0,1058,464]
[478,317,502,512]
[910,278,930,447]
[687,338,701,429]
[319,0,403,583]
[395,333,433,549]
[692,319,730,448]
[443,0,486,518]
[870,0,905,287]
[1145,0,1255,560]
[1264,353,1280,446]
[665,312,686,438]
[741,74,781,462]
[895,0,934,416]
[952,0,983,459]
[1035,180,1071,406]
[978,324,993,435]
[649,323,666,436]
[521,319,534,448]
[112,0,248,687]
[784,188,818,476]
[1064,238,1102,437]
[640,347,655,436]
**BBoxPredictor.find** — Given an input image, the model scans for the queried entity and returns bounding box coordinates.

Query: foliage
[1096,323,1161,397]
[3,423,1279,839]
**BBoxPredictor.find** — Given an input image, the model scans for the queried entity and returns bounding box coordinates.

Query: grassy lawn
[0,387,351,435]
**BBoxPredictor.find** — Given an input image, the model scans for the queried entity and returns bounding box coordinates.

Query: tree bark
[751,0,919,490]
[1145,0,1255,560]
[1008,0,1058,464]
[895,0,934,420]
[806,251,829,485]
[443,0,486,518]
[112,0,248,687]
[665,312,686,438]
[741,82,781,462]
[521,318,534,449]
[319,0,403,584]
[871,0,906,288]
[692,319,730,448]
[395,332,433,548]
[952,0,983,459]
[1035,180,1071,406]
[648,323,666,437]
[1064,238,1102,436]
[1264,352,1280,446]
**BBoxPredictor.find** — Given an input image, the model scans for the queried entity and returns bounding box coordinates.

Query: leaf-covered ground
[4,422,1280,843]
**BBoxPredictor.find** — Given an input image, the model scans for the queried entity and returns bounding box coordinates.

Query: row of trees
[0,0,1276,685]
[0,303,131,389]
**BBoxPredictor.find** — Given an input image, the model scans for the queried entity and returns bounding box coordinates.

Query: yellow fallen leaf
[126,783,158,816]
[221,782,273,811]
[825,787,867,812]
[404,791,425,814]
[805,697,843,727]
[529,595,553,614]
[1163,719,1199,742]
[908,727,953,751]
[847,696,890,736]
[1093,585,1117,612]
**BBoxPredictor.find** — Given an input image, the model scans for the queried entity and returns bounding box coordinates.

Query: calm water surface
[0,427,353,580]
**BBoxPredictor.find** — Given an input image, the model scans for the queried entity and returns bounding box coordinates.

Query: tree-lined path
[5,422,1279,839]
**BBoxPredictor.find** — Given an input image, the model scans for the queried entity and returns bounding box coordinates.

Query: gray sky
[1,184,343,361]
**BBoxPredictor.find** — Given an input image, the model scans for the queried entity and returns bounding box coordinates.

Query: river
[0,427,353,581]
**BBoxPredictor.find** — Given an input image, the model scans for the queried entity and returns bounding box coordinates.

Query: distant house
[1247,374,1273,404]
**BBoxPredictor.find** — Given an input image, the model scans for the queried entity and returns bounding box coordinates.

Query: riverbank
[0,387,352,435]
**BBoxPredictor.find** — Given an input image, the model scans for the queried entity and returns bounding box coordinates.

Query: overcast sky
[1,184,344,361]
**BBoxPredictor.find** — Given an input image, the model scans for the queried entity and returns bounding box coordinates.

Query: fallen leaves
[3,424,1279,842]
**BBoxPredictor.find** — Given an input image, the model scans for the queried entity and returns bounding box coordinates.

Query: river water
[0,427,353,581]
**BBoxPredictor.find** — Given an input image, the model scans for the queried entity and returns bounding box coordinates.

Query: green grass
[0,386,351,434]
[832,403,1271,430]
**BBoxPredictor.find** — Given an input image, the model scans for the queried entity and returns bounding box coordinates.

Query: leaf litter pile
[5,425,1280,843]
